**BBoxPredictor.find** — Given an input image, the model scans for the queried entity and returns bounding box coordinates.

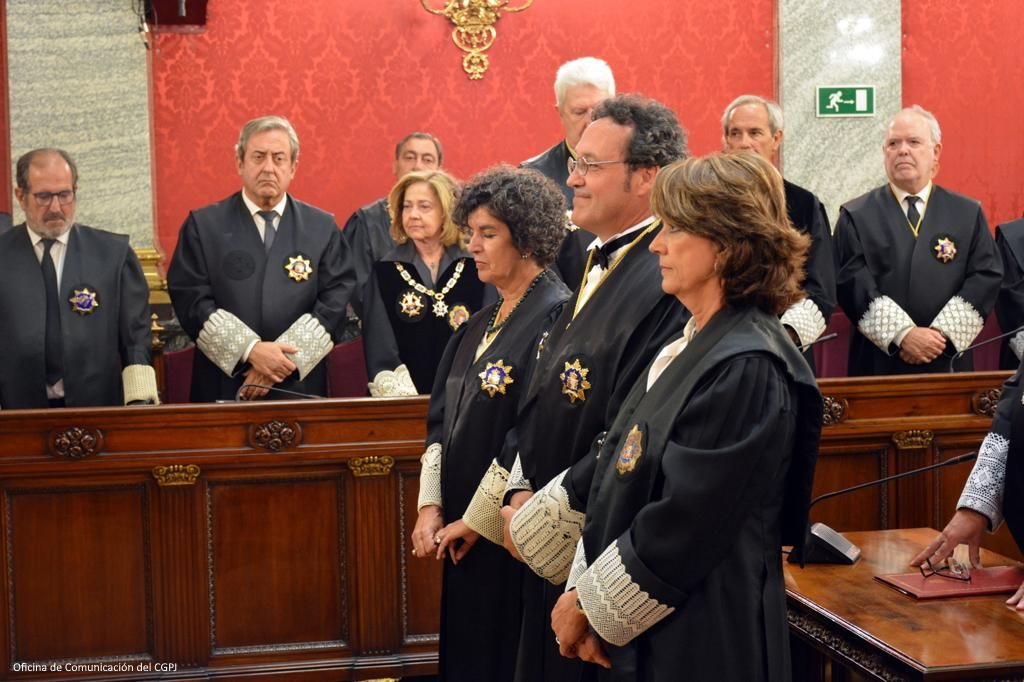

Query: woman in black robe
[410,166,571,681]
[362,170,492,395]
[520,153,822,681]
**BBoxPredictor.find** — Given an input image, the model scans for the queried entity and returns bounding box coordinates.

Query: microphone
[949,324,1024,372]
[789,451,977,565]
[799,332,838,354]
[233,384,324,401]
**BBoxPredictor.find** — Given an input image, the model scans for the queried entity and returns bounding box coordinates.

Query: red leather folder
[875,565,1024,599]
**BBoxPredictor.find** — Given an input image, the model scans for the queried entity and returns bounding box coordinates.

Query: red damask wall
[902,1,1024,227]
[151,0,775,259]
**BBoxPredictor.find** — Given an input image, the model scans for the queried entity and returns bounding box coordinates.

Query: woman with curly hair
[410,165,571,682]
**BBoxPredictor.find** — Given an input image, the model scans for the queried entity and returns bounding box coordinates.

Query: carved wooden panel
[398,459,442,644]
[248,420,301,452]
[972,387,1002,417]
[5,484,151,662]
[48,426,103,459]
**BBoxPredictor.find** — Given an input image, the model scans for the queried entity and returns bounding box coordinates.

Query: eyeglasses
[31,190,75,206]
[918,557,971,582]
[567,157,628,177]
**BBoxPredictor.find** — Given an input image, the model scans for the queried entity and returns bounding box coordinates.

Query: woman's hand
[435,519,480,563]
[1006,579,1024,610]
[910,508,988,569]
[411,505,443,559]
[550,591,611,668]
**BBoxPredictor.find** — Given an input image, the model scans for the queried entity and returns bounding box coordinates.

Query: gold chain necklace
[396,260,465,317]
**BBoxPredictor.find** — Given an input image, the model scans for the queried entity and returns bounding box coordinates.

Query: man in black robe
[835,105,1001,375]
[463,95,688,682]
[0,148,158,408]
[521,57,615,291]
[341,132,443,318]
[168,116,355,402]
[994,218,1024,369]
[721,95,837,370]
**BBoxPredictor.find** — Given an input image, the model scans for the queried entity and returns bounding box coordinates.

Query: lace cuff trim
[196,309,260,376]
[857,295,915,352]
[462,459,509,545]
[1010,331,1024,361]
[509,470,583,584]
[417,443,443,511]
[930,296,984,353]
[780,298,827,348]
[505,452,532,495]
[575,541,675,646]
[122,364,160,404]
[957,432,1008,529]
[275,313,334,380]
[565,537,588,591]
[368,364,417,397]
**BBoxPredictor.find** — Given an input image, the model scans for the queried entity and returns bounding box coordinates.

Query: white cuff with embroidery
[857,295,916,352]
[462,459,509,545]
[781,298,827,348]
[957,431,1008,529]
[574,542,675,647]
[417,443,443,511]
[196,309,260,376]
[929,296,984,353]
[1011,331,1024,361]
[509,470,583,584]
[122,364,160,404]
[275,313,334,380]
[504,452,533,496]
[368,364,417,397]
[565,537,589,591]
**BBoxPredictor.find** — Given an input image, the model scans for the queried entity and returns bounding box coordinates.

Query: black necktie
[41,239,64,386]
[905,196,921,228]
[259,210,277,253]
[591,232,636,270]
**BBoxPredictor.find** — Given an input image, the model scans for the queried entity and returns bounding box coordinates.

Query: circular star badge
[933,236,957,263]
[479,359,514,397]
[69,287,100,315]
[399,290,425,318]
[284,254,313,281]
[559,358,591,403]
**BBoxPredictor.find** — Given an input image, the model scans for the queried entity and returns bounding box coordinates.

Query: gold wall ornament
[892,430,934,450]
[420,0,533,80]
[348,456,395,477]
[152,464,201,487]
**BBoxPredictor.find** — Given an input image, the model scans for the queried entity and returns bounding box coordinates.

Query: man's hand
[248,341,299,382]
[500,490,534,561]
[899,327,947,364]
[910,508,988,569]
[239,367,277,399]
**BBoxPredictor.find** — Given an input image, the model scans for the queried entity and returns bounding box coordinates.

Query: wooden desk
[785,528,1024,681]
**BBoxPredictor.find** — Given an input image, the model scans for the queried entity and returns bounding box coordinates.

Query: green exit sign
[816,86,875,117]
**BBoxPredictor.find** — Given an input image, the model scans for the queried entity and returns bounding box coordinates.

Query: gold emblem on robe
[285,254,313,281]
[616,424,644,475]
[933,237,957,263]
[479,359,514,397]
[448,304,470,330]
[400,291,425,317]
[559,358,591,403]
[69,287,100,315]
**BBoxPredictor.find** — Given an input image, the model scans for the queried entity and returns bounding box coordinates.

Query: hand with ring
[435,519,481,563]
[411,504,444,560]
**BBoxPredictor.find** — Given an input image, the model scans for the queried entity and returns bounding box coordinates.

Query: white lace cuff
[504,452,533,495]
[575,541,675,647]
[196,309,260,376]
[275,313,334,380]
[122,364,160,404]
[368,364,417,397]
[781,298,826,348]
[1011,331,1024,361]
[509,470,584,584]
[565,537,588,591]
[857,295,916,353]
[417,443,443,511]
[462,459,509,545]
[957,432,1008,529]
[930,296,984,353]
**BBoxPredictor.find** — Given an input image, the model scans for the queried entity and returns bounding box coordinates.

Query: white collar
[241,191,288,217]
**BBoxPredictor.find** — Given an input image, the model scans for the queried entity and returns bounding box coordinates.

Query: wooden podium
[786,528,1024,681]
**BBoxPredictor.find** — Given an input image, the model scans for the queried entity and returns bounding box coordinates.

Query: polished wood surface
[0,371,1018,679]
[786,528,1024,681]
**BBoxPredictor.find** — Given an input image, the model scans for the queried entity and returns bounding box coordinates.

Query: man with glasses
[522,57,615,290]
[0,148,158,408]
[448,95,689,682]
[834,105,1001,375]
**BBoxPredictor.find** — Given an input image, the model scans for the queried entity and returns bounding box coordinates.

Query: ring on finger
[434,536,442,545]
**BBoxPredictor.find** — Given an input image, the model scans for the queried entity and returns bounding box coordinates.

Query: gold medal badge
[559,358,591,403]
[448,304,470,330]
[432,299,449,317]
[479,359,514,397]
[69,287,100,315]
[615,424,644,475]
[285,254,313,281]
[933,236,956,263]
[399,290,425,317]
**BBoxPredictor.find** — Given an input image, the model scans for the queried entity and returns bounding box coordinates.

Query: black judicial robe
[995,218,1024,370]
[1003,361,1024,551]
[341,197,393,319]
[506,225,688,682]
[784,179,837,370]
[0,224,152,408]
[835,184,1001,375]
[426,271,570,682]
[168,192,354,401]
[568,306,820,682]
[363,242,489,394]
[522,141,594,290]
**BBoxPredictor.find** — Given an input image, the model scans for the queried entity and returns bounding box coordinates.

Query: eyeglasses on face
[567,157,628,177]
[918,557,971,582]
[31,190,76,207]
